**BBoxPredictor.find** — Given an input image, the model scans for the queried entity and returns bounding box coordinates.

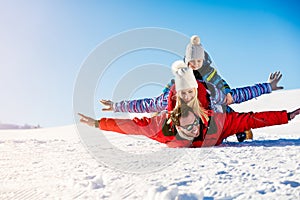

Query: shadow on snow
[220,138,300,148]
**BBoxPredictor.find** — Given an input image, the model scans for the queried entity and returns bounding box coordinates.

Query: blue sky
[1,0,300,127]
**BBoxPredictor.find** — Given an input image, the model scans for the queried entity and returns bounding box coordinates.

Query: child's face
[179,88,196,103]
[188,59,203,70]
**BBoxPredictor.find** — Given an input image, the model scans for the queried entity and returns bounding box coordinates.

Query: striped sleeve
[231,83,272,104]
[113,79,175,113]
[113,92,169,113]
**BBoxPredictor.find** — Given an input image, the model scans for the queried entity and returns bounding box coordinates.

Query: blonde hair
[173,88,209,124]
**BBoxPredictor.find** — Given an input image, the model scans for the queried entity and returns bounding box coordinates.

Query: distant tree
[34,124,41,129]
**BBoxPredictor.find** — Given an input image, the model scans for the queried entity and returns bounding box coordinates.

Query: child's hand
[225,93,233,105]
[100,99,114,111]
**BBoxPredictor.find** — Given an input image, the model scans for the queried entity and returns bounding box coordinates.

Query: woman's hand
[99,99,114,111]
[225,93,233,105]
[268,71,284,91]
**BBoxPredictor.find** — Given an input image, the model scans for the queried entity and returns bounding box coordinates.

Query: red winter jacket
[168,80,211,112]
[98,110,289,148]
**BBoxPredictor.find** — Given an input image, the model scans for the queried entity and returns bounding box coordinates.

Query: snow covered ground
[0,89,299,199]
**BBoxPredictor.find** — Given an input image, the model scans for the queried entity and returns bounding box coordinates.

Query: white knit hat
[171,60,198,92]
[185,35,205,64]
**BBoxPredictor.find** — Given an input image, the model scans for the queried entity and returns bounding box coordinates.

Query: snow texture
[0,89,299,199]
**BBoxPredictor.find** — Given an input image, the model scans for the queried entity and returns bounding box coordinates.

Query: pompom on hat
[185,35,205,64]
[171,60,198,92]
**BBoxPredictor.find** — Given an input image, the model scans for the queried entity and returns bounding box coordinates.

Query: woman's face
[188,59,203,70]
[179,88,196,103]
